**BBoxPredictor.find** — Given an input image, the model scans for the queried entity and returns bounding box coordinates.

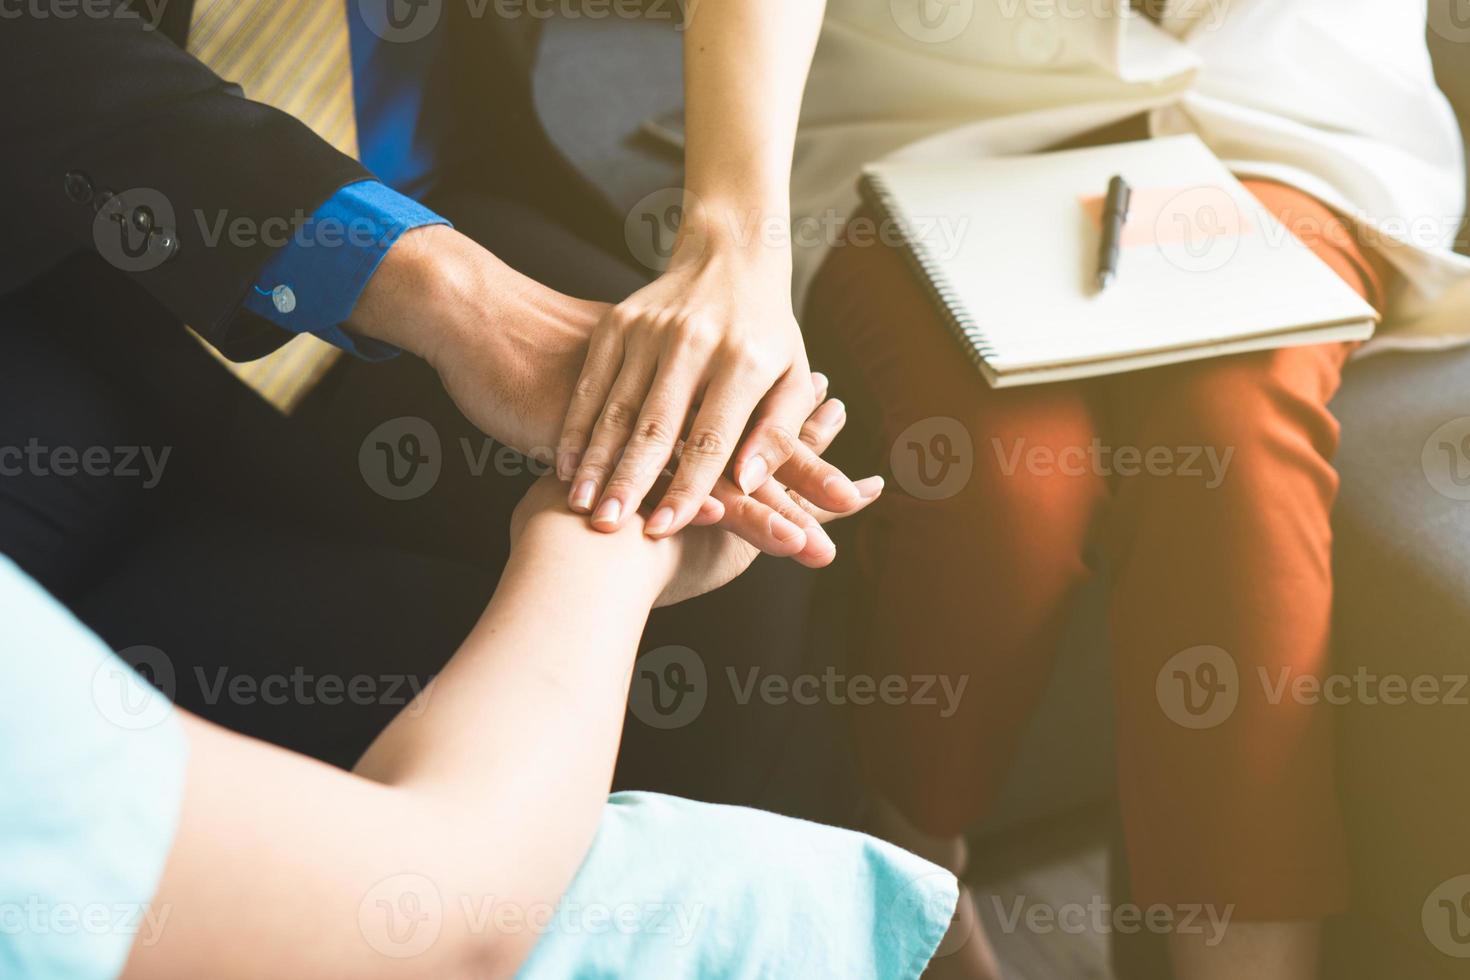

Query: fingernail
[813,398,845,426]
[570,480,597,511]
[769,513,805,544]
[592,498,622,527]
[855,475,884,498]
[646,506,675,536]
[557,451,581,482]
[811,372,830,393]
[807,525,837,560]
[737,455,769,494]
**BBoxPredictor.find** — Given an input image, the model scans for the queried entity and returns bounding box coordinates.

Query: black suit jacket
[1,0,565,360]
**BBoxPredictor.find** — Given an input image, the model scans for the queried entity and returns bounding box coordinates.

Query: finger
[757,472,883,568]
[731,367,814,496]
[556,314,626,481]
[794,475,884,524]
[594,344,701,532]
[706,475,807,557]
[643,368,766,539]
[810,371,830,405]
[774,398,862,512]
[750,477,839,568]
[690,496,725,526]
[644,466,726,526]
[568,346,658,518]
[800,396,846,454]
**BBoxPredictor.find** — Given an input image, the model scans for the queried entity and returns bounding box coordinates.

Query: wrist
[676,195,794,271]
[513,512,677,601]
[347,224,480,362]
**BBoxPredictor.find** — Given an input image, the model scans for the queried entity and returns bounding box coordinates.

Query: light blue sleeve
[0,556,188,980]
[516,791,959,980]
[242,179,449,361]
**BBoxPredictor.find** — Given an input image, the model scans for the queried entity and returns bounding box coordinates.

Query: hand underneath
[350,224,864,568]
[513,392,881,607]
[555,209,863,540]
[348,224,609,461]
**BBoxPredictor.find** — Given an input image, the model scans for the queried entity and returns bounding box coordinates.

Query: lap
[803,178,1379,491]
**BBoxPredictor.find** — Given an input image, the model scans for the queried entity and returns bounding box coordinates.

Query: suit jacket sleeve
[1,7,374,360]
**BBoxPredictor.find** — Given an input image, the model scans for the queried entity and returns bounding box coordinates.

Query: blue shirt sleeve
[244,179,449,361]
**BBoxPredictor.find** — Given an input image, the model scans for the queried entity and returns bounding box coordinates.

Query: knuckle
[606,306,640,333]
[573,375,606,402]
[725,493,766,526]
[798,419,825,448]
[599,400,639,431]
[758,423,800,461]
[680,427,728,460]
[670,314,717,349]
[632,415,676,446]
[724,340,778,378]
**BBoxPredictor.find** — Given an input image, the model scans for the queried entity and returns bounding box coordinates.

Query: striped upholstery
[1131,0,1166,23]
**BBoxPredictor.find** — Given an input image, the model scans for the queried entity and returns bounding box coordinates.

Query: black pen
[1096,175,1132,291]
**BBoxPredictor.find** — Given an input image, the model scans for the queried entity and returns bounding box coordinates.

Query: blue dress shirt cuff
[244,179,449,361]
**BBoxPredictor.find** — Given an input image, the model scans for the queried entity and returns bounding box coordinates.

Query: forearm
[681,0,826,246]
[354,514,670,895]
[128,521,672,980]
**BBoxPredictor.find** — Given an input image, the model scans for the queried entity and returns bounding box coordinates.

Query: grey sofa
[532,9,1470,976]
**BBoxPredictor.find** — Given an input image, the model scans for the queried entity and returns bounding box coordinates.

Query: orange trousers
[803,180,1390,920]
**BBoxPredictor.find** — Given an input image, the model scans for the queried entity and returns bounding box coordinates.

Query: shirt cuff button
[271,285,298,314]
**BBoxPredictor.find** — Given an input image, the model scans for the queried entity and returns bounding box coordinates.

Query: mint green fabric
[0,556,187,980]
[0,553,955,979]
[517,791,958,979]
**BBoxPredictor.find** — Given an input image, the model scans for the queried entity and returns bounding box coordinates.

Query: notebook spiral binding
[857,171,997,375]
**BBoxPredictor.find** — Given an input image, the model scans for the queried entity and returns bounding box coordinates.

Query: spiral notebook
[858,135,1379,387]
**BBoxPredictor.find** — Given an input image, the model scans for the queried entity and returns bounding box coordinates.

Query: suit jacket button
[63,171,94,204]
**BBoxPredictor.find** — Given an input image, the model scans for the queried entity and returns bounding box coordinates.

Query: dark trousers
[0,182,859,823]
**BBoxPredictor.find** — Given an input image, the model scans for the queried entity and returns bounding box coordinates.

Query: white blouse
[791,0,1470,352]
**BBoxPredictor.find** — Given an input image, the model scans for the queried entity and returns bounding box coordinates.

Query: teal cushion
[518,791,958,979]
[0,556,187,980]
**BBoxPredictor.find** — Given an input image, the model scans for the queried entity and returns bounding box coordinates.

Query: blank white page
[862,135,1378,380]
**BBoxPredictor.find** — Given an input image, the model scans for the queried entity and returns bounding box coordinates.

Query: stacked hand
[350,223,875,568]
[553,229,861,550]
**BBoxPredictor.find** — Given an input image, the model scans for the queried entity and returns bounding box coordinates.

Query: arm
[5,10,838,561]
[123,501,673,980]
[121,401,874,980]
[345,226,850,563]
[554,0,838,540]
[241,180,447,360]
[1,11,369,358]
